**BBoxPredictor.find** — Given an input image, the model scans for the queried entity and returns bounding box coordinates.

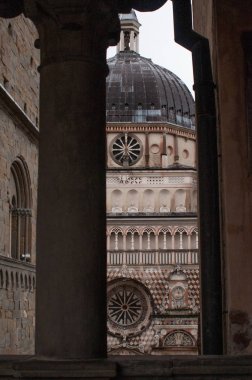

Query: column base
[0,356,116,380]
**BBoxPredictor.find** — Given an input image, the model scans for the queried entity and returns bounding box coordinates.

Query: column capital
[23,0,121,68]
[118,0,167,13]
[0,0,24,18]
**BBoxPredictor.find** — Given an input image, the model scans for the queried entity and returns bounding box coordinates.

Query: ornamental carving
[163,331,194,347]
[171,286,186,309]
[108,289,142,326]
[107,279,152,337]
[22,0,121,67]
[110,133,142,166]
[106,175,186,185]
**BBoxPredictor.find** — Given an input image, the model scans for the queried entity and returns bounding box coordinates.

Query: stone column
[130,31,134,51]
[23,0,120,359]
[145,132,150,167]
[139,234,143,250]
[161,131,168,167]
[155,235,159,250]
[188,234,191,250]
[174,134,179,163]
[136,33,140,53]
[123,234,126,250]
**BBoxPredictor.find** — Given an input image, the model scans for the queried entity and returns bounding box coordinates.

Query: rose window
[107,280,152,337]
[108,288,142,326]
[111,133,142,166]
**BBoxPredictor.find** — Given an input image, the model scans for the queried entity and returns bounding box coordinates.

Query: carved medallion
[111,133,142,166]
[107,279,152,337]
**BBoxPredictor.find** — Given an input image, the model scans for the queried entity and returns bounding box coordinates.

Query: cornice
[106,122,196,140]
[0,84,39,143]
[0,0,168,19]
[118,0,168,13]
[0,254,35,272]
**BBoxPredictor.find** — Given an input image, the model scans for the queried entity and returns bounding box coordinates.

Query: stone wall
[0,15,39,126]
[192,0,252,355]
[107,127,196,169]
[0,257,35,354]
[0,13,38,355]
[0,104,38,263]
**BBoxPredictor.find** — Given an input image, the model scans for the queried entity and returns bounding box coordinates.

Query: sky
[107,2,194,96]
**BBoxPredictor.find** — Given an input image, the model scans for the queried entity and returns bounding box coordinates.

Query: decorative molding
[0,255,36,291]
[110,132,143,167]
[107,175,191,186]
[163,330,195,347]
[0,255,35,272]
[23,0,121,69]
[107,225,198,236]
[107,279,152,337]
[106,123,196,140]
[107,250,199,266]
[0,84,39,142]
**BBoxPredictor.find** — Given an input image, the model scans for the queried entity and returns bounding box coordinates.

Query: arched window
[9,157,32,261]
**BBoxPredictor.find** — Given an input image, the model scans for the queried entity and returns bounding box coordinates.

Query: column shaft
[36,59,107,359]
[26,1,121,359]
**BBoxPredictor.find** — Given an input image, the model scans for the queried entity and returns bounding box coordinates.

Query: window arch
[9,157,32,261]
[163,330,195,348]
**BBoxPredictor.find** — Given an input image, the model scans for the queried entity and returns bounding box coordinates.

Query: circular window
[108,288,142,326]
[150,144,160,154]
[107,279,152,337]
[110,133,142,166]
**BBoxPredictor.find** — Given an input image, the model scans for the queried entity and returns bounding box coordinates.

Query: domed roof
[106,51,195,128]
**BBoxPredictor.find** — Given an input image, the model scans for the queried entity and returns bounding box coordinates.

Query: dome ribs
[145,57,173,122]
[106,51,194,128]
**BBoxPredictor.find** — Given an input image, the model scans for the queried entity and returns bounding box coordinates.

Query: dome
[106,51,195,128]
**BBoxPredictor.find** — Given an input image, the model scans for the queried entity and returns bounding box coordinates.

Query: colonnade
[107,226,198,251]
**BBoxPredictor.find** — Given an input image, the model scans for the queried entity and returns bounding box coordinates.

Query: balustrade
[0,255,35,290]
[107,249,199,266]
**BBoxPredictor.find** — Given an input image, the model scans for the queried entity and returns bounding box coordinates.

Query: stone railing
[107,250,198,266]
[0,255,35,290]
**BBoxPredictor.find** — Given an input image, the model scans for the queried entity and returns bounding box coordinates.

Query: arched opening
[126,189,139,213]
[9,157,32,261]
[159,189,171,212]
[106,3,199,356]
[111,189,123,213]
[143,189,155,212]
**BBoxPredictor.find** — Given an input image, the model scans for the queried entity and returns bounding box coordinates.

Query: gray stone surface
[28,1,121,359]
[0,258,35,355]
[0,356,251,379]
[0,16,39,125]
